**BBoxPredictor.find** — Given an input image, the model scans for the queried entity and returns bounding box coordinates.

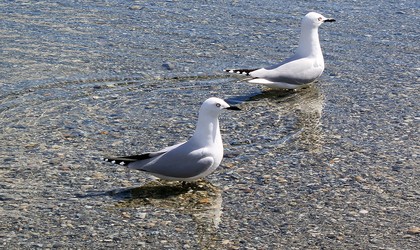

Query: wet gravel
[1,0,419,249]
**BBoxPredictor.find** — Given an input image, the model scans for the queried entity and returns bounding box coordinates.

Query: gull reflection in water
[242,85,325,153]
[110,179,223,229]
[289,86,325,153]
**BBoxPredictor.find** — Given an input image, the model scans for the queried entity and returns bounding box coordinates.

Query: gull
[225,12,335,89]
[102,97,240,181]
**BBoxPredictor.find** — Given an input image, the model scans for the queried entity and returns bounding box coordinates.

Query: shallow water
[1,0,419,249]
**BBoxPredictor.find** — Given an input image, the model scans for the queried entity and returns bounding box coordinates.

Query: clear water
[1,0,419,248]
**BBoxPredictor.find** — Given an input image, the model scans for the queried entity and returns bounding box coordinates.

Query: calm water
[1,0,419,249]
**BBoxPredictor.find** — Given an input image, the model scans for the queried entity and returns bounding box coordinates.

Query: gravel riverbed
[1,0,419,249]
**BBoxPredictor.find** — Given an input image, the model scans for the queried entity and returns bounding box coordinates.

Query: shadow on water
[119,180,223,246]
[225,83,315,105]
[227,83,320,103]
[78,179,223,246]
[110,182,192,200]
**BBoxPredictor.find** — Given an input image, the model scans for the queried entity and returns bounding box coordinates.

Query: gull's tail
[224,68,258,76]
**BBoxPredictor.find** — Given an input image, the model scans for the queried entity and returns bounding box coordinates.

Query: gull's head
[303,12,335,28]
[199,97,240,117]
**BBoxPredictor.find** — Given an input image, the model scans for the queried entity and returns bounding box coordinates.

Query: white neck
[191,113,221,146]
[296,25,323,58]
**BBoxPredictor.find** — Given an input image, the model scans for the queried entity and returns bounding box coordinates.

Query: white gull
[102,97,240,181]
[225,12,335,89]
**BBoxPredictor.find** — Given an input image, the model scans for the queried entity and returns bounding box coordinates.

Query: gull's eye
[216,103,221,108]
[318,17,323,21]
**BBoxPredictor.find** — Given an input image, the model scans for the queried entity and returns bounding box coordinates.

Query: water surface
[1,0,419,249]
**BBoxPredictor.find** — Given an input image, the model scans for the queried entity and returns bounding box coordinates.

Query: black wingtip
[102,157,128,166]
[224,68,256,76]
[101,153,153,166]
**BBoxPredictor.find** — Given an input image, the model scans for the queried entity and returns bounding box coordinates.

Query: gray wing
[128,143,214,179]
[250,56,323,85]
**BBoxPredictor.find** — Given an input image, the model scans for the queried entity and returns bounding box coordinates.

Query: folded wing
[250,56,323,85]
[129,143,214,179]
